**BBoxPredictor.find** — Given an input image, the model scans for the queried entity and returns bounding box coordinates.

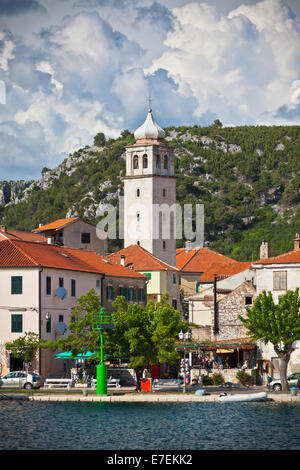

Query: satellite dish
[56,287,68,300]
[56,322,67,335]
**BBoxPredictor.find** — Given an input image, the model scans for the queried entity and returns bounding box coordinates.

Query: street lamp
[179,330,191,393]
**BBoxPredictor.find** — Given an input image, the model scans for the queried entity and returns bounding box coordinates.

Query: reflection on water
[0,401,299,450]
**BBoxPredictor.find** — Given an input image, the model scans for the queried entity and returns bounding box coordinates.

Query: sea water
[0,401,299,450]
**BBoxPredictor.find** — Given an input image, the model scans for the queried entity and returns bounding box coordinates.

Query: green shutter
[11,276,22,295]
[11,314,23,333]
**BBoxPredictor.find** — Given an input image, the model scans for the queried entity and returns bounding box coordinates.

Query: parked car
[270,373,300,391]
[0,371,44,389]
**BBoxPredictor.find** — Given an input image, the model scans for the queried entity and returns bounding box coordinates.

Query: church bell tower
[123,100,176,267]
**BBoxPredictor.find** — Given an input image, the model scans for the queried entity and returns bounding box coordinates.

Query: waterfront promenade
[29,393,300,402]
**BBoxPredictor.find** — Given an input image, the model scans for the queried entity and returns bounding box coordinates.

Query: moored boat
[218,391,267,402]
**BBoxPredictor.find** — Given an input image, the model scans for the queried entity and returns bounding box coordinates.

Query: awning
[216,349,234,353]
[54,351,97,360]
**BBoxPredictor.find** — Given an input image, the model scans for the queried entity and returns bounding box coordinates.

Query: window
[96,279,100,288]
[138,288,146,302]
[71,279,76,297]
[245,296,252,305]
[46,276,51,295]
[137,188,140,197]
[133,155,139,169]
[118,286,128,299]
[173,274,177,284]
[107,285,114,300]
[11,314,22,333]
[163,241,166,250]
[128,287,136,301]
[156,155,161,169]
[81,233,91,244]
[172,299,177,310]
[163,188,166,197]
[11,276,22,295]
[59,278,64,288]
[46,316,51,333]
[137,212,140,221]
[273,271,287,290]
[137,241,140,245]
[164,155,168,169]
[59,315,64,322]
[143,155,148,168]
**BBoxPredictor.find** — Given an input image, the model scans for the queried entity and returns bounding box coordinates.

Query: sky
[0,0,300,181]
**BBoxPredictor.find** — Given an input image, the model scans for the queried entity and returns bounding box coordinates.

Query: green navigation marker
[92,308,114,395]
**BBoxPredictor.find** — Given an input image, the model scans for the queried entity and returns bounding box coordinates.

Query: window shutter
[11,276,22,295]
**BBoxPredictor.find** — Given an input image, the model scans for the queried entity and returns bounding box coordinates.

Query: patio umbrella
[54,351,97,360]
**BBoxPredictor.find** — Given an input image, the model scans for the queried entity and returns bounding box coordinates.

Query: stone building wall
[213,281,256,341]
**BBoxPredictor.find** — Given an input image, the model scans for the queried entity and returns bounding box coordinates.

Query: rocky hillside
[0,124,299,260]
[0,180,33,206]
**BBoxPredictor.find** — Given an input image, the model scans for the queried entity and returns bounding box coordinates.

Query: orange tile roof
[253,249,300,265]
[32,217,79,232]
[64,247,147,278]
[0,229,47,243]
[106,244,178,271]
[176,246,237,272]
[198,261,252,282]
[0,239,146,279]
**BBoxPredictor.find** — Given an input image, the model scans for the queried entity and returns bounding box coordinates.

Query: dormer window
[143,154,148,168]
[133,155,139,169]
[164,155,168,169]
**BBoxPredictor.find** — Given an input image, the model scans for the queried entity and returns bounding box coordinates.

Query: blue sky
[0,0,300,180]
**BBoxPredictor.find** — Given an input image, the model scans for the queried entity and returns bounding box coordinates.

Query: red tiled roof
[65,247,147,278]
[198,261,252,282]
[176,246,237,272]
[0,239,146,279]
[32,217,79,232]
[253,249,300,265]
[106,244,178,271]
[0,229,47,243]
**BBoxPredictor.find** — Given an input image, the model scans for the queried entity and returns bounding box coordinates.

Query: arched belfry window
[133,155,139,169]
[164,155,168,169]
[156,155,161,169]
[143,154,148,168]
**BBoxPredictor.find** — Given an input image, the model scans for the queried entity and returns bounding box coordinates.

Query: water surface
[0,401,299,450]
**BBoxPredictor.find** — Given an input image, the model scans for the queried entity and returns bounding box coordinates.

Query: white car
[0,371,43,389]
[270,373,300,391]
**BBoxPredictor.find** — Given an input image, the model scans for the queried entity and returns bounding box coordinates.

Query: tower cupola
[134,101,165,143]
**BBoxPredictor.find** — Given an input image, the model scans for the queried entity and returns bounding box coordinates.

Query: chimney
[120,254,125,266]
[294,233,300,251]
[260,240,269,260]
[0,225,7,232]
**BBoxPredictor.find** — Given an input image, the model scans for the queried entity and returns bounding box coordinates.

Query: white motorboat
[218,391,267,402]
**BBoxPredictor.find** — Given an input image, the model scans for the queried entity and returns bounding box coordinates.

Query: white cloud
[148,0,300,125]
[0,33,15,71]
[1,0,300,180]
